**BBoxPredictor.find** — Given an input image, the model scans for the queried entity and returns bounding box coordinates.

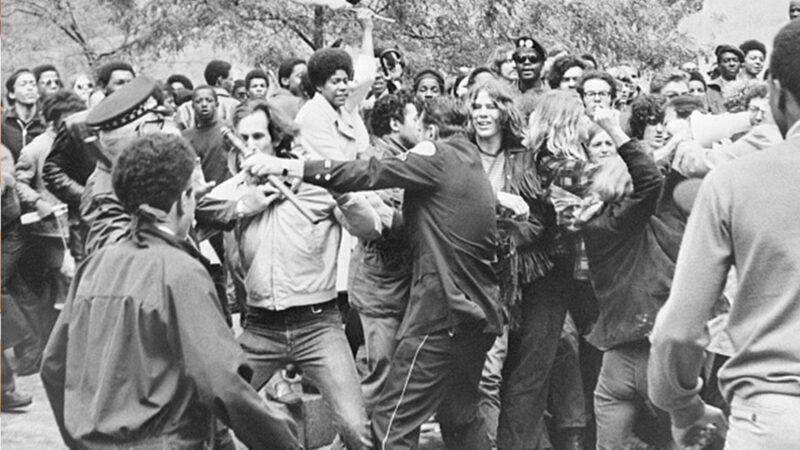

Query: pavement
[1,372,444,449]
[1,312,445,449]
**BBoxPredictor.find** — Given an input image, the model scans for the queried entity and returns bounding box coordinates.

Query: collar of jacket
[3,105,43,125]
[373,135,408,157]
[130,206,205,258]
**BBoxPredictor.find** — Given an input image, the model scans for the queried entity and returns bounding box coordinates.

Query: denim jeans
[497,276,568,450]
[359,314,401,416]
[372,325,495,450]
[726,393,800,449]
[238,303,371,450]
[594,340,672,450]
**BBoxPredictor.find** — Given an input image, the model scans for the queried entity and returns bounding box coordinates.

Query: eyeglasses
[584,91,611,99]
[513,54,540,64]
[41,79,63,87]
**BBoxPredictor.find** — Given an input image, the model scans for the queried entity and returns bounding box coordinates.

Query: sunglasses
[513,54,540,64]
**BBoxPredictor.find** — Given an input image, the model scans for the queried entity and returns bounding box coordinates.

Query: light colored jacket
[15,128,61,208]
[295,55,376,161]
[236,182,381,311]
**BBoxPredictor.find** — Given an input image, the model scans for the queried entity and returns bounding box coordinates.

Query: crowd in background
[2,3,800,450]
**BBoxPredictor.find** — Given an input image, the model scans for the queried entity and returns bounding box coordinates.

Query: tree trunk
[313,5,324,49]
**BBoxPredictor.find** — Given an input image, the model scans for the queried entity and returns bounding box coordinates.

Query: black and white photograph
[1,0,798,448]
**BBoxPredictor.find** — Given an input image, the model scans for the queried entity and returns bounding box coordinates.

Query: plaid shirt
[539,153,599,280]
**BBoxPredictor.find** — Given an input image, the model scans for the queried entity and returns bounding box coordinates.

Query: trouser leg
[497,277,568,450]
[548,313,588,430]
[360,314,401,417]
[292,308,371,450]
[437,331,495,450]
[478,326,508,447]
[372,327,495,450]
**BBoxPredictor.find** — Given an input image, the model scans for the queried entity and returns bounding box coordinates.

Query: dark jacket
[583,140,687,351]
[304,134,504,337]
[40,219,301,449]
[2,145,21,225]
[495,145,553,282]
[43,110,94,208]
[348,135,411,318]
[2,106,47,161]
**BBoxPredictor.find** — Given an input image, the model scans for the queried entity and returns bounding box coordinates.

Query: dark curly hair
[577,70,618,101]
[167,74,193,91]
[547,55,589,89]
[41,89,86,123]
[421,96,468,139]
[245,69,269,90]
[32,64,59,82]
[307,48,353,89]
[96,62,135,88]
[278,58,306,88]
[112,134,196,213]
[204,60,231,86]
[629,94,667,140]
[370,90,421,138]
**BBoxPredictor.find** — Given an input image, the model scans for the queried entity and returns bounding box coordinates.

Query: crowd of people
[2,3,800,450]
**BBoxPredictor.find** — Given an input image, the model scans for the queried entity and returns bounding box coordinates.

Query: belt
[245,299,339,325]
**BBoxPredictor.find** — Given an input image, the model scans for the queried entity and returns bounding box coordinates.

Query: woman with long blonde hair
[526,90,589,163]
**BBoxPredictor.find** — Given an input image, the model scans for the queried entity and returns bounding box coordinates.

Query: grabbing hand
[243,153,283,178]
[671,404,728,450]
[497,191,530,219]
[591,106,621,133]
[34,198,55,218]
[592,157,631,202]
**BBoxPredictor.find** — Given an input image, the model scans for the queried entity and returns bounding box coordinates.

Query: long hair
[525,90,586,160]
[465,78,525,146]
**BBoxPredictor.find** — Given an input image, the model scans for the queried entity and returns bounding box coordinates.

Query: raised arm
[345,8,377,113]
